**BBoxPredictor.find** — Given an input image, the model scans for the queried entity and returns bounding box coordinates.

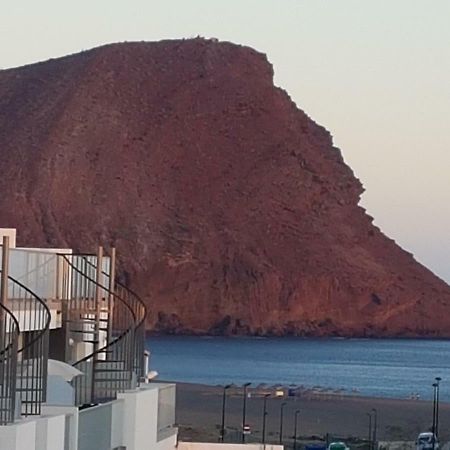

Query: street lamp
[432,382,438,442]
[435,377,442,440]
[371,408,377,450]
[220,384,232,442]
[294,409,300,450]
[279,402,287,445]
[262,393,270,444]
[367,412,372,450]
[432,378,441,450]
[242,382,251,443]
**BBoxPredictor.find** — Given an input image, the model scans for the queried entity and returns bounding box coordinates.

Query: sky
[1,0,449,281]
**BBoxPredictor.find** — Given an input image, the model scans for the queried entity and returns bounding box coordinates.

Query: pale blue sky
[1,1,449,281]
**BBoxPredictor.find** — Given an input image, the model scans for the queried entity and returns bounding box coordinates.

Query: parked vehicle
[416,432,439,450]
[305,444,327,450]
[328,442,350,450]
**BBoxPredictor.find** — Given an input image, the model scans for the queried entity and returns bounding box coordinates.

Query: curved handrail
[61,254,136,366]
[0,302,19,425]
[0,303,19,357]
[0,270,51,418]
[68,253,147,325]
[60,254,137,404]
[117,280,147,329]
[71,253,147,327]
[7,275,51,354]
[74,254,147,378]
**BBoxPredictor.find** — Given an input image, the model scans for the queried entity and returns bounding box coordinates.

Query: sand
[175,382,448,446]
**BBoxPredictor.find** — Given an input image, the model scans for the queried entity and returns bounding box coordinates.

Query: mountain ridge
[1,38,449,337]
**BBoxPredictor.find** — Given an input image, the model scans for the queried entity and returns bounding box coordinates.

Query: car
[416,432,439,450]
[328,442,350,450]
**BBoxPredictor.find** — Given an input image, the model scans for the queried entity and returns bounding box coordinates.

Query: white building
[0,228,283,450]
[0,228,177,450]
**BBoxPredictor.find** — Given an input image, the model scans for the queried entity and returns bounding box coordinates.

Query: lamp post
[432,378,441,450]
[279,402,287,445]
[435,377,442,440]
[367,412,372,450]
[294,409,300,450]
[432,382,437,443]
[371,408,377,450]
[242,382,251,443]
[262,393,270,444]
[220,384,232,442]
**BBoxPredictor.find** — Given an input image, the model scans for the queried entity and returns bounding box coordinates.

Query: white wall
[42,405,79,450]
[118,383,177,450]
[35,414,66,450]
[0,383,177,450]
[178,443,284,450]
[78,403,113,450]
[0,419,37,450]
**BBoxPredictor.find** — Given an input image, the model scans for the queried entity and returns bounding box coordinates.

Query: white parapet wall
[118,383,178,450]
[41,405,79,450]
[178,443,284,450]
[0,420,36,450]
[0,383,178,450]
[35,414,66,450]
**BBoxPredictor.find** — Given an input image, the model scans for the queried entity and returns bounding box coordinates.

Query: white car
[416,432,439,450]
[327,442,350,450]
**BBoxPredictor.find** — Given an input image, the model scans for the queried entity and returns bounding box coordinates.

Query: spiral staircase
[0,301,19,425]
[0,237,51,425]
[0,235,147,425]
[60,248,147,406]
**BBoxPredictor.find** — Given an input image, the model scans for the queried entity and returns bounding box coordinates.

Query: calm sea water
[147,336,450,401]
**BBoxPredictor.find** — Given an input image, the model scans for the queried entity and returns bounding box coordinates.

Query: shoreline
[148,337,450,405]
[146,332,450,341]
[160,379,444,404]
[174,381,448,443]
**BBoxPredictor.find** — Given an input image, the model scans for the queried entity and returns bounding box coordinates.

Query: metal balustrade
[0,302,19,425]
[75,252,147,379]
[60,249,146,405]
[8,275,50,416]
[0,273,50,423]
[0,238,146,424]
[0,235,51,424]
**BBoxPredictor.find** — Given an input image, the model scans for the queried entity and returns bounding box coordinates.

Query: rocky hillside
[1,38,449,337]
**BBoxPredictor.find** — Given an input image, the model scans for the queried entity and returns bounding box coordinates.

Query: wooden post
[91,245,103,402]
[107,247,116,345]
[94,246,103,354]
[0,236,9,352]
[1,236,10,306]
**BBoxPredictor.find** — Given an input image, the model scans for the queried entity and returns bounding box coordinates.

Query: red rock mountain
[0,39,449,337]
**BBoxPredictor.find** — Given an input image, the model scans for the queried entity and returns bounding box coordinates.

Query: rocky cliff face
[1,39,449,337]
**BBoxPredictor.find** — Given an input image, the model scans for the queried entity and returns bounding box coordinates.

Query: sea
[147,336,450,401]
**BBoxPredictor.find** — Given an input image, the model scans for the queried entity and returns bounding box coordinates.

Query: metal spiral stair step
[69,328,109,333]
[93,359,124,364]
[64,252,147,407]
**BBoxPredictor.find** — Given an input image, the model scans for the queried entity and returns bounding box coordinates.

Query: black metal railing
[0,270,50,423]
[0,302,19,425]
[73,253,147,381]
[60,254,138,405]
[114,282,147,379]
[7,275,50,417]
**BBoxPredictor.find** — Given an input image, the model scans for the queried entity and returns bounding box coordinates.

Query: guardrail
[60,251,138,405]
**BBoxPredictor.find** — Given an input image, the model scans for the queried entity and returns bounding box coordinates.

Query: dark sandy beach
[175,382,449,445]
